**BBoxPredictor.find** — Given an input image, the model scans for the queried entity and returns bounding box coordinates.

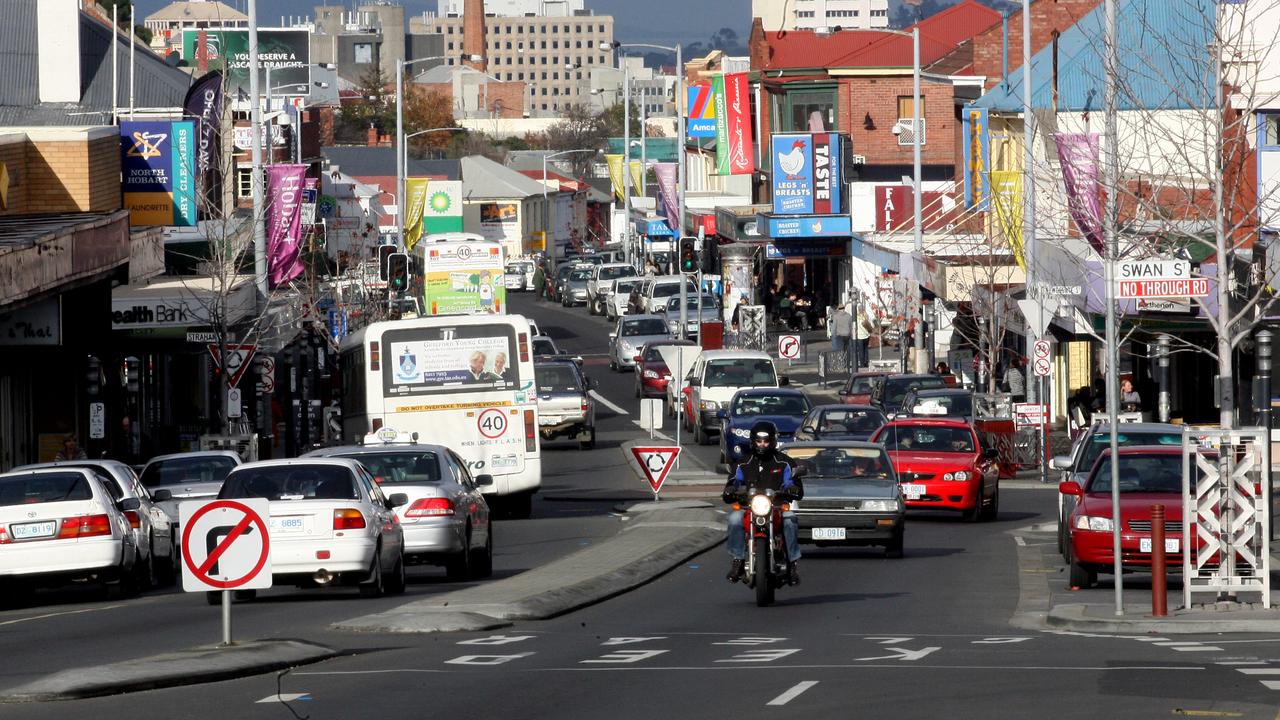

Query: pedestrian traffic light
[678,236,698,274]
[387,252,409,293]
[377,244,395,281]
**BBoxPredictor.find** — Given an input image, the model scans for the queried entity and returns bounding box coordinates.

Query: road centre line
[767,681,818,706]
[298,664,1206,675]
[0,604,125,626]
[590,390,629,416]
[1237,669,1280,675]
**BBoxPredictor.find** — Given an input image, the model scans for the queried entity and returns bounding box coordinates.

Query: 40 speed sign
[477,408,509,439]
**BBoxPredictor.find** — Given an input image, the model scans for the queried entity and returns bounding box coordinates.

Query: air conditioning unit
[892,118,926,147]
[200,434,260,463]
[852,154,867,165]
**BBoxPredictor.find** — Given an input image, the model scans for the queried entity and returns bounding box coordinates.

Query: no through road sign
[180,498,273,592]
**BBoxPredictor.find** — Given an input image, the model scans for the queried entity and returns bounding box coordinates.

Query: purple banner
[182,71,224,218]
[267,164,308,288]
[654,162,679,232]
[1055,132,1104,255]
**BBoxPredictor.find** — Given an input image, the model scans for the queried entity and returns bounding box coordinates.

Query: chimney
[463,0,486,71]
[367,126,379,146]
[38,0,82,103]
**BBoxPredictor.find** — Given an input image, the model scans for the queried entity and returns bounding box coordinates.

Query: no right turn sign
[180,499,273,592]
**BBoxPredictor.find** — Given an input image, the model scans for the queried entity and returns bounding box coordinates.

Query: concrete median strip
[335,500,726,634]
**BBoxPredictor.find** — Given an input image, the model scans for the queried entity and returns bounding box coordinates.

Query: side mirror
[151,489,173,502]
[474,474,495,488]
[1051,455,1073,470]
[119,497,142,511]
[633,354,642,362]
[1058,481,1083,497]
[687,377,700,387]
[387,492,410,508]
[608,333,617,340]
[838,389,851,396]
[778,376,790,386]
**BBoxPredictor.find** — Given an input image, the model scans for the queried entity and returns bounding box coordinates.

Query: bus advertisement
[420,233,506,315]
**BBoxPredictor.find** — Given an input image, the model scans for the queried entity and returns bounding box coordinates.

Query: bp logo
[428,191,452,215]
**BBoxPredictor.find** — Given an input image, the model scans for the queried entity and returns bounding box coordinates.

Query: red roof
[517,169,586,191]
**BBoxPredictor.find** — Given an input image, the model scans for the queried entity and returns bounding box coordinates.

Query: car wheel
[471,525,494,579]
[158,537,178,586]
[963,487,984,522]
[1069,560,1096,589]
[359,549,387,597]
[135,539,157,590]
[446,530,473,581]
[609,358,617,371]
[695,420,711,446]
[885,528,905,558]
[634,378,641,398]
[386,549,407,594]
[507,492,533,520]
[578,427,596,451]
[981,483,1000,522]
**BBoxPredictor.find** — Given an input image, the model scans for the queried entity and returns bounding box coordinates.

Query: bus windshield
[382,323,521,396]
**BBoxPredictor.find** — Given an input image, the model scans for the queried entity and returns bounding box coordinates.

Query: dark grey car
[534,359,598,450]
[784,442,906,557]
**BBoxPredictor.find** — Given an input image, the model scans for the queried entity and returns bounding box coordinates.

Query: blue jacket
[723,451,803,502]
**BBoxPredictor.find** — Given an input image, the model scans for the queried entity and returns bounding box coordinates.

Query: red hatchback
[871,418,1000,521]
[839,371,887,405]
[1060,446,1191,589]
[633,340,695,399]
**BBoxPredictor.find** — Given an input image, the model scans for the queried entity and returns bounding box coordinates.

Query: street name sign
[1117,259,1209,299]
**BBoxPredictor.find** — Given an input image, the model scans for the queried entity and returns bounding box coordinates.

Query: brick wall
[7,130,120,214]
[844,75,957,167]
[0,135,27,213]
[972,0,1102,90]
[417,81,527,119]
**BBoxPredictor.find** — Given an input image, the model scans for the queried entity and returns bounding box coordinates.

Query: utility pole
[1103,0,1124,616]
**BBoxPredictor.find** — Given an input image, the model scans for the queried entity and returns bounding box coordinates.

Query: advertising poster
[267,164,307,287]
[120,120,197,227]
[422,180,463,234]
[478,202,520,255]
[811,133,842,214]
[181,29,309,102]
[712,74,730,175]
[389,336,513,386]
[723,73,755,176]
[404,177,430,250]
[686,83,717,138]
[962,107,990,210]
[182,71,224,216]
[771,133,814,215]
[422,242,506,315]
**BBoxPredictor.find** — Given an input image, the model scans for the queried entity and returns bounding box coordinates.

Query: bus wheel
[506,492,533,520]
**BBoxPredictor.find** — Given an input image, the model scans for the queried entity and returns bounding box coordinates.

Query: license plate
[1140,537,1179,553]
[270,517,308,534]
[539,416,560,426]
[902,483,925,500]
[812,527,846,540]
[10,521,56,540]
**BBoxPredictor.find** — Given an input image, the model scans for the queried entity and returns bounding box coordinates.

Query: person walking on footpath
[532,263,547,301]
[1004,357,1027,403]
[853,305,873,371]
[829,304,854,372]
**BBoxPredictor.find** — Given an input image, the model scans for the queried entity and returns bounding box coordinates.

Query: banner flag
[422,180,463,234]
[723,73,755,175]
[990,170,1025,270]
[712,74,730,175]
[267,164,308,287]
[404,177,430,250]
[654,162,679,229]
[962,107,989,210]
[182,71,224,217]
[605,154,644,201]
[1054,132,1104,255]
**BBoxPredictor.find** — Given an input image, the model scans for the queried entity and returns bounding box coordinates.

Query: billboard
[120,120,197,227]
[423,180,463,234]
[181,29,310,102]
[771,133,842,215]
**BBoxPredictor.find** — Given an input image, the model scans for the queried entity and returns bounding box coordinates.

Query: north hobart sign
[1116,259,1209,299]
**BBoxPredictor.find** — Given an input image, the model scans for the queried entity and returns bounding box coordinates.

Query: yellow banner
[604,154,644,202]
[990,170,1024,270]
[404,177,430,251]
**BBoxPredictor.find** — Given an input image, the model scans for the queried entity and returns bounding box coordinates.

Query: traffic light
[123,357,141,393]
[678,236,698,274]
[387,252,409,294]
[377,244,395,281]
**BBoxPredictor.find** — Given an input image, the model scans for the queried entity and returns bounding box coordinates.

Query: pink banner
[723,73,755,176]
[654,162,679,231]
[1055,132,1104,255]
[267,164,308,288]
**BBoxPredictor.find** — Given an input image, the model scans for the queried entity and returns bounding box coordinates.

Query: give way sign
[630,446,681,493]
[180,498,273,592]
[208,343,257,388]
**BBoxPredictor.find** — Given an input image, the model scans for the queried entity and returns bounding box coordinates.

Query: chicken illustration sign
[771,133,843,216]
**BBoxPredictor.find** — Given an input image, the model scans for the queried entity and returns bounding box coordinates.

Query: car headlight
[943,472,953,481]
[1074,515,1113,532]
[668,322,679,333]
[750,494,773,517]
[732,428,751,438]
[642,369,659,379]
[701,400,720,410]
[862,499,899,512]
[620,341,634,352]
[953,470,970,481]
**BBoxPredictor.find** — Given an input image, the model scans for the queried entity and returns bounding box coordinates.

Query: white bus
[420,232,507,316]
[340,314,541,517]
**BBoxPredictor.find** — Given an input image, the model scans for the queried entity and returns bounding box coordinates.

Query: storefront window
[786,89,836,133]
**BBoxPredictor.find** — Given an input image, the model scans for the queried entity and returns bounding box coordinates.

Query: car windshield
[622,319,669,336]
[846,375,882,395]
[884,376,948,407]
[1086,454,1183,494]
[667,296,719,311]
[652,283,696,298]
[731,393,810,417]
[220,465,359,501]
[615,279,644,293]
[642,346,667,363]
[556,267,574,280]
[910,393,973,417]
[1079,432,1183,469]
[599,266,635,280]
[505,264,525,274]
[536,364,582,392]
[815,408,886,434]
[331,451,442,485]
[705,359,777,388]
[140,456,238,488]
[533,338,557,355]
[786,447,893,480]
[0,472,93,505]
[879,425,976,453]
[569,269,592,281]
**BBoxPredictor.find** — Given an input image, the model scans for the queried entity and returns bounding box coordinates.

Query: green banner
[712,74,730,176]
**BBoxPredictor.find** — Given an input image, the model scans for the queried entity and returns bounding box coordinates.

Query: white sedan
[215,458,407,599]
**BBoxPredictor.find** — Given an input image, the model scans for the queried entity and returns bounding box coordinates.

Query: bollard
[1151,504,1167,617]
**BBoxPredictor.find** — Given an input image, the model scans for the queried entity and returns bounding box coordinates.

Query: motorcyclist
[722,421,803,586]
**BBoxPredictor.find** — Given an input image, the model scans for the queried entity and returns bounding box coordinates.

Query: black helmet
[750,420,778,457]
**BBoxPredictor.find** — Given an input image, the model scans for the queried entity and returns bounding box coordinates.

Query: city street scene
[4,0,1280,716]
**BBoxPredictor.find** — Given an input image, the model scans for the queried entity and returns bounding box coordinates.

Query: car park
[138,450,242,543]
[684,349,785,445]
[838,371,888,405]
[663,293,720,337]
[605,277,647,320]
[609,314,673,371]
[301,441,493,579]
[875,373,950,415]
[588,262,638,315]
[872,418,1000,521]
[534,359,597,450]
[793,404,887,442]
[560,266,594,307]
[717,388,811,464]
[0,467,140,598]
[634,339,696,399]
[899,388,974,420]
[641,275,699,314]
[785,442,905,557]
[12,459,176,586]
[217,458,407,598]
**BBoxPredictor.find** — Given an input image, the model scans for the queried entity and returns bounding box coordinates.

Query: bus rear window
[382,324,522,396]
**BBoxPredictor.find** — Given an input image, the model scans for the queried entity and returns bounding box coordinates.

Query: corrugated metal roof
[321,146,462,180]
[974,0,1215,112]
[460,155,550,199]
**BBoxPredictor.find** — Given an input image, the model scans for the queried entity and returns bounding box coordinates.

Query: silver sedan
[609,314,675,372]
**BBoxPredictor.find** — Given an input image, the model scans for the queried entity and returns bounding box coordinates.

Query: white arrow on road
[854,646,941,662]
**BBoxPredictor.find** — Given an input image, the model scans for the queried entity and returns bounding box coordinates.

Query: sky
[132,0,750,47]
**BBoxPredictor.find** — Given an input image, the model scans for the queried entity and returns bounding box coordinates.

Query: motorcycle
[734,487,791,606]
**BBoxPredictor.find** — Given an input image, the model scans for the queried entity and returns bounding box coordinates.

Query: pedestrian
[55,433,87,461]
[854,305,872,370]
[1004,357,1027,402]
[532,263,546,301]
[829,303,854,371]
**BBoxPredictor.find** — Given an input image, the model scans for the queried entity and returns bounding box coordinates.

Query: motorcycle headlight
[732,428,751,438]
[862,499,899,512]
[643,369,659,379]
[953,470,970,481]
[750,494,773,517]
[1074,515,1113,532]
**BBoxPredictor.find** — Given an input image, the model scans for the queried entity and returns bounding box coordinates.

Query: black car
[899,388,974,420]
[793,404,887,442]
[875,374,949,415]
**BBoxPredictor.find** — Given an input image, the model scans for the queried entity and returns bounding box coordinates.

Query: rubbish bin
[700,321,724,350]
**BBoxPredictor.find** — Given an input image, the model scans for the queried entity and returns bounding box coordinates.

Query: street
[3,295,1280,718]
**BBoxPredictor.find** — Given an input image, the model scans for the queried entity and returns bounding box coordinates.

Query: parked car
[609,315,673,372]
[504,261,533,291]
[1060,445,1191,588]
[588,262,638,315]
[138,450,242,543]
[216,458,407,598]
[605,277,647,321]
[663,293,721,337]
[560,266,594,307]
[875,373,950,415]
[534,359,597,450]
[12,459,176,586]
[899,388,974,420]
[785,442,905,557]
[634,339,696,399]
[301,441,493,579]
[717,388,811,464]
[549,263,587,303]
[0,467,140,598]
[872,418,1000,521]
[839,371,888,405]
[1051,423,1183,559]
[684,349,785,445]
[793,404,887,443]
[641,275,699,314]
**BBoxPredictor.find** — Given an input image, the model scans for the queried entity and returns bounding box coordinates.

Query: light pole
[396,55,480,251]
[543,148,596,267]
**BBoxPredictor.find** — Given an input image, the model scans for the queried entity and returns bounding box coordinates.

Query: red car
[839,371,887,405]
[871,418,1000,521]
[1060,446,1191,589]
[633,340,696,399]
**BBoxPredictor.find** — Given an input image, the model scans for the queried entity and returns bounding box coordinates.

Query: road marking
[1237,668,1280,675]
[1014,536,1027,547]
[767,681,818,706]
[590,390,629,416]
[631,420,673,442]
[1171,647,1225,652]
[1215,661,1268,665]
[299,663,1206,676]
[0,604,125,626]
[854,647,941,662]
[1155,642,1209,646]
[257,694,311,703]
[1263,680,1280,691]
[1172,711,1243,717]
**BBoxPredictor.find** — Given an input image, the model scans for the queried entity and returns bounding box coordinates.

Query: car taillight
[518,332,529,362]
[525,409,537,452]
[58,514,113,539]
[370,341,380,371]
[124,510,141,529]
[405,498,454,517]
[333,509,367,530]
[0,526,9,544]
[581,400,589,412]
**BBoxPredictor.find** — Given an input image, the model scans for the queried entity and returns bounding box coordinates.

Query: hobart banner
[1054,132,1104,255]
[712,74,730,175]
[267,164,308,287]
[605,154,644,201]
[404,177,430,251]
[654,162,679,229]
[182,71,224,218]
[723,73,755,176]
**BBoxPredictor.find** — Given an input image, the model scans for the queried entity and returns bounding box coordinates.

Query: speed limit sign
[477,408,508,438]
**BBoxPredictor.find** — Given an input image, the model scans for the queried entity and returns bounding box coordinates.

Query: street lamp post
[543,149,596,267]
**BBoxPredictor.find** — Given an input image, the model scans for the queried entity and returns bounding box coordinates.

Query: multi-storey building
[436,0,585,15]
[753,0,889,32]
[143,0,248,55]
